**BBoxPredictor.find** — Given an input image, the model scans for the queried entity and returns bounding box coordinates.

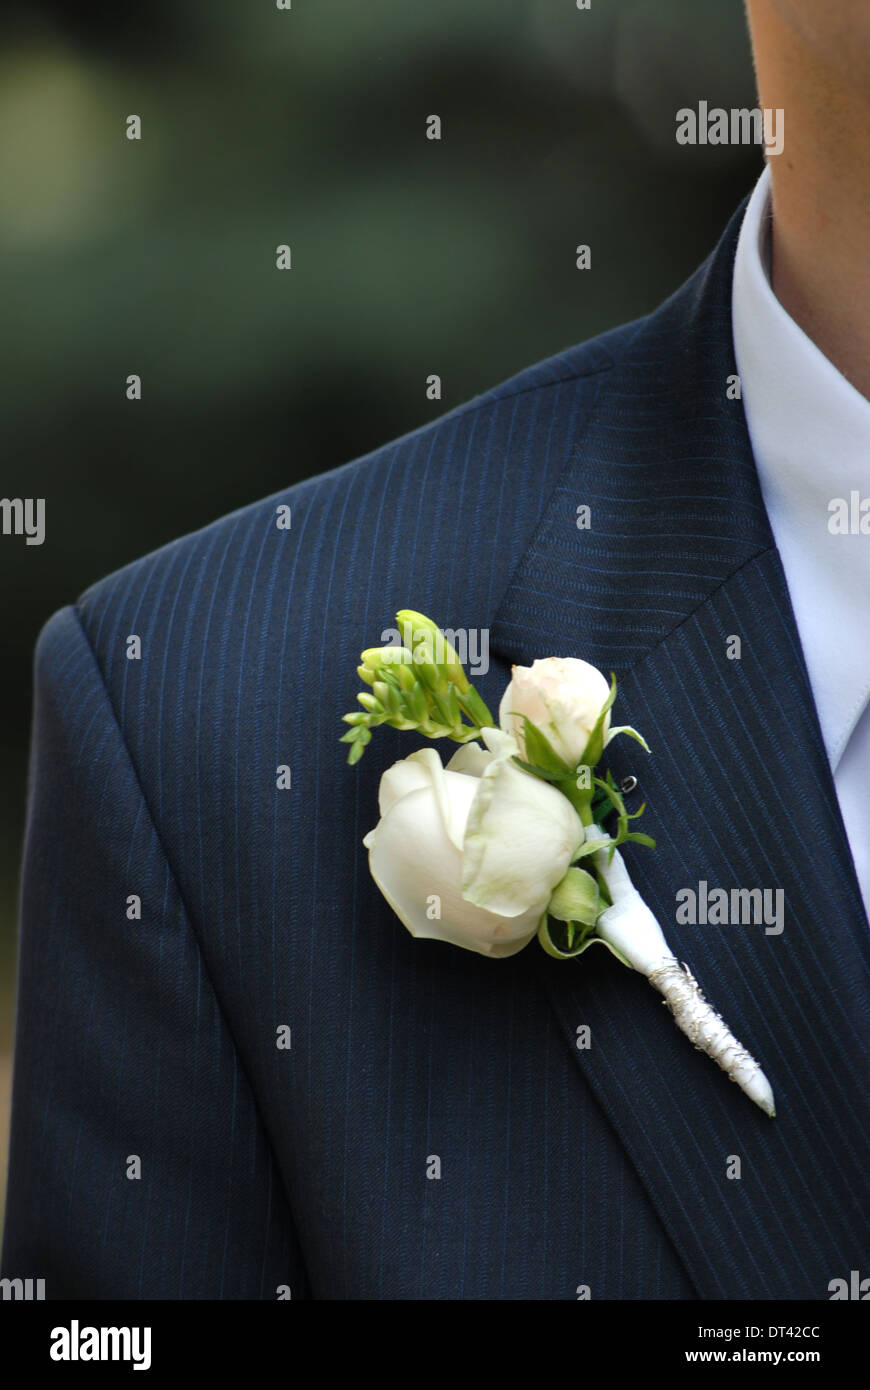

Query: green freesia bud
[395,661,416,693]
[409,684,429,724]
[395,610,471,694]
[341,611,494,762]
[360,645,413,671]
[357,692,383,714]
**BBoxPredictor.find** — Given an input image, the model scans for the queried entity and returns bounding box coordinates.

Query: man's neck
[748,4,870,400]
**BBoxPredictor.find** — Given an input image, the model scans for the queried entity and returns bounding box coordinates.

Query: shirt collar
[732,163,870,769]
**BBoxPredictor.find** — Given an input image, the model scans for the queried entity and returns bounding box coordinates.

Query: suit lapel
[488,200,870,1298]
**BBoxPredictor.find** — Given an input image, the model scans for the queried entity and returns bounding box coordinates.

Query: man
[3,0,868,1298]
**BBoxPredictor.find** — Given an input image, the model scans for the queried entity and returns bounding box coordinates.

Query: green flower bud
[395,661,416,693]
[410,684,429,724]
[395,610,470,694]
[361,645,412,670]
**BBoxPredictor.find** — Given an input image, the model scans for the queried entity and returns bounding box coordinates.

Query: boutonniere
[341,609,775,1117]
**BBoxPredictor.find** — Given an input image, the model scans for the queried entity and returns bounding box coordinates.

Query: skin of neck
[745,0,870,399]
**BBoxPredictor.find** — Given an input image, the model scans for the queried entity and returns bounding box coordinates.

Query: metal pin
[619,775,637,794]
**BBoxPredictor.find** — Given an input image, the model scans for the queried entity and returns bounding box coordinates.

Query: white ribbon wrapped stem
[590,831,776,1118]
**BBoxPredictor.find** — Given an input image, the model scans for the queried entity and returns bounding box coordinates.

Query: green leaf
[577,672,618,769]
[604,724,651,754]
[537,915,594,959]
[624,831,656,849]
[510,757,566,784]
[573,935,634,969]
[592,775,624,819]
[537,911,636,968]
[572,834,614,860]
[520,716,572,774]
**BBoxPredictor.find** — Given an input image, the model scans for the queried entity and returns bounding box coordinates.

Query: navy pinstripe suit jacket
[4,197,869,1300]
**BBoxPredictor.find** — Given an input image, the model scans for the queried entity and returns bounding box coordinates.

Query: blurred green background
[0,0,760,1236]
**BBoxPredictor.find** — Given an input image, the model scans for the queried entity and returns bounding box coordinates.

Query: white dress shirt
[732,163,870,924]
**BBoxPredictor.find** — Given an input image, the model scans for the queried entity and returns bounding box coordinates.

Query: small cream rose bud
[498,657,611,770]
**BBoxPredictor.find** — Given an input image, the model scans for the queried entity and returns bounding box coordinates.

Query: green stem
[557,777,595,823]
[595,867,612,910]
[458,685,494,729]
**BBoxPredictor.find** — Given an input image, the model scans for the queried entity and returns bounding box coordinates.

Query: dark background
[0,0,760,1225]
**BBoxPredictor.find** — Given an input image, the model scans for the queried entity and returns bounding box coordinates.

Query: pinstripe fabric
[489,200,870,1297]
[2,609,305,1298]
[4,195,868,1299]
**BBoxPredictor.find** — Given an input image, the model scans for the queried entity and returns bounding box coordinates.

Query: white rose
[498,657,611,769]
[362,727,584,958]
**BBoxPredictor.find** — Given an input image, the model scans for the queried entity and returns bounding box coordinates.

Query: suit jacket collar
[489,196,774,675]
[733,163,870,771]
[487,196,870,1298]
